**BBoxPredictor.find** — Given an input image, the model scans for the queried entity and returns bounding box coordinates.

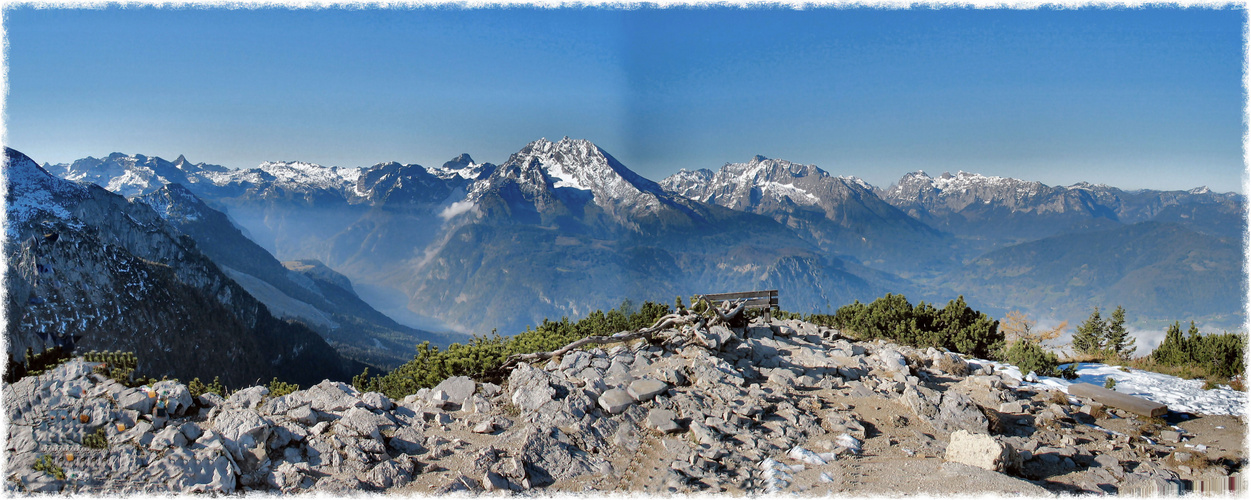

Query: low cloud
[438,200,476,221]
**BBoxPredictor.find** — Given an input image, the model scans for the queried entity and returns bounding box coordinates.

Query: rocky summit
[3,315,1241,496]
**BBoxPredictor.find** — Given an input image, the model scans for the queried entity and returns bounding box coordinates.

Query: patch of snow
[986,360,1246,416]
[760,181,819,205]
[5,152,89,237]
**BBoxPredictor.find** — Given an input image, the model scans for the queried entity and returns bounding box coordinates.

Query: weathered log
[500,330,650,369]
[1068,382,1167,417]
[496,311,709,372]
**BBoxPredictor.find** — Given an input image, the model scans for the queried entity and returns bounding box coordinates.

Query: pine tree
[1072,307,1105,355]
[1103,305,1136,360]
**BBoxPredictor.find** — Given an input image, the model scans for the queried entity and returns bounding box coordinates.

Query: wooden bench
[698,290,779,320]
[1068,382,1168,417]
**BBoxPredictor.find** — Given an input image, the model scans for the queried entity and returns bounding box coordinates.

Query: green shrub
[1002,340,1062,378]
[32,455,65,480]
[82,427,108,449]
[1059,363,1078,380]
[1151,322,1246,379]
[188,376,226,399]
[1104,377,1117,389]
[369,299,672,399]
[267,378,299,398]
[811,294,1003,359]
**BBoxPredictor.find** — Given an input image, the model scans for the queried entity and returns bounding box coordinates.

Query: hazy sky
[5,6,1245,192]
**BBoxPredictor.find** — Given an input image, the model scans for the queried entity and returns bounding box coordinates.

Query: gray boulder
[559,351,593,374]
[432,376,476,406]
[598,389,635,415]
[518,426,605,487]
[647,408,682,433]
[627,378,668,403]
[212,409,271,463]
[290,380,361,414]
[117,387,155,414]
[387,426,426,455]
[877,349,909,375]
[288,405,318,426]
[938,392,990,434]
[151,380,195,416]
[226,386,269,410]
[361,392,394,412]
[149,425,189,451]
[510,363,556,412]
[337,407,395,440]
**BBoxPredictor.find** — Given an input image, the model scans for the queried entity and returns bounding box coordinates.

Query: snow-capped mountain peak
[475,137,668,220]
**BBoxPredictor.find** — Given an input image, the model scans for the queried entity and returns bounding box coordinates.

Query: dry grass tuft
[980,405,1005,434]
[1048,390,1070,406]
[1170,450,1213,471]
[937,355,969,376]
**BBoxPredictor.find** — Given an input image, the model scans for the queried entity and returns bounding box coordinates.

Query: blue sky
[5,6,1245,192]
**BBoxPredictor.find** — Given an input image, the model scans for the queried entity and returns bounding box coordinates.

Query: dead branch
[493,301,742,375]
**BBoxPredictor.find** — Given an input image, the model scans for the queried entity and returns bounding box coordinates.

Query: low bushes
[812,294,1004,360]
[360,300,672,399]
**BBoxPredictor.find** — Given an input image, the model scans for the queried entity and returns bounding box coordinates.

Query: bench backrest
[700,290,779,310]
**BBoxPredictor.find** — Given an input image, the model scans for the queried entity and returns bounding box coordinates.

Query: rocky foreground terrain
[3,315,1245,495]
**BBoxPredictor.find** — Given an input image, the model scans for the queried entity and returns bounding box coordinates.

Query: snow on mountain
[882,170,1063,214]
[5,148,89,238]
[254,161,361,191]
[45,153,230,198]
[471,137,673,225]
[136,183,209,224]
[882,169,1244,244]
[660,155,885,217]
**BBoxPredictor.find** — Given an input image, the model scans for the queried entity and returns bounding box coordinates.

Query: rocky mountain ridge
[5,312,1241,495]
[659,156,950,274]
[879,170,1244,243]
[3,148,361,387]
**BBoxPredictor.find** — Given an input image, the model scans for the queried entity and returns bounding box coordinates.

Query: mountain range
[23,138,1247,364]
[3,148,363,386]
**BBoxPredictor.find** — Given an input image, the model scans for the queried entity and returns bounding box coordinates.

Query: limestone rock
[226,386,269,410]
[150,425,189,451]
[627,378,668,402]
[945,430,1020,473]
[510,363,556,412]
[290,380,361,414]
[598,389,635,415]
[361,392,393,412]
[212,409,271,463]
[337,407,394,439]
[518,426,605,487]
[151,380,194,416]
[432,376,476,406]
[117,387,155,414]
[387,426,426,455]
[647,408,682,433]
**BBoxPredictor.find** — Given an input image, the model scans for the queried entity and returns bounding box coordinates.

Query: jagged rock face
[4,148,356,387]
